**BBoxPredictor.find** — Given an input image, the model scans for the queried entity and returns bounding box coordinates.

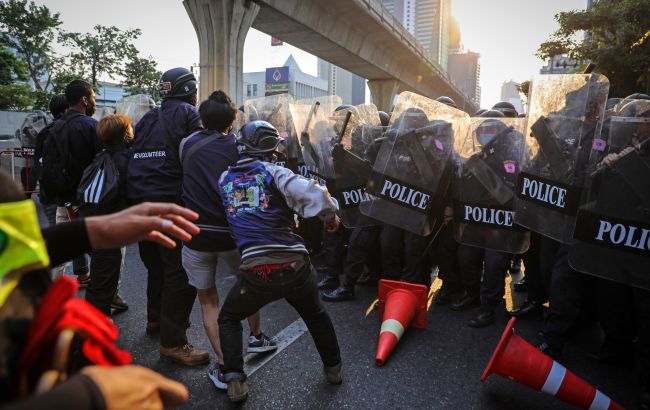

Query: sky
[38,0,588,108]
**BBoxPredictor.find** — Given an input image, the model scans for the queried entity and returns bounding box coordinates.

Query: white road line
[244,318,308,377]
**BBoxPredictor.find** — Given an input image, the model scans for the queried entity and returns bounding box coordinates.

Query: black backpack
[40,112,85,197]
[77,149,121,209]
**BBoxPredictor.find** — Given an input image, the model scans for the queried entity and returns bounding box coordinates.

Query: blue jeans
[218,256,341,381]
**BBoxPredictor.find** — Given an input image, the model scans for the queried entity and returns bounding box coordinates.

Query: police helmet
[334,104,354,112]
[158,67,197,99]
[474,108,487,117]
[492,101,518,118]
[618,100,650,118]
[476,118,508,146]
[378,111,390,127]
[435,96,457,108]
[479,109,505,118]
[623,93,650,101]
[237,121,281,156]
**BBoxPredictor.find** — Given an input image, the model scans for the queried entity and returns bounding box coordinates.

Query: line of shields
[238,73,649,292]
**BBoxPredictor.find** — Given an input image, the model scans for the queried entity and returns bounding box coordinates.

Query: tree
[0,84,33,110]
[0,48,28,85]
[122,56,162,98]
[537,0,650,97]
[61,25,141,88]
[0,0,61,91]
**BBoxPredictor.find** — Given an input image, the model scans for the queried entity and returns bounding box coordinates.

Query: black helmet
[436,96,457,108]
[479,109,505,118]
[492,101,518,118]
[624,93,650,101]
[237,121,281,156]
[334,104,354,112]
[474,108,487,117]
[159,67,197,99]
[378,111,390,127]
[618,100,650,118]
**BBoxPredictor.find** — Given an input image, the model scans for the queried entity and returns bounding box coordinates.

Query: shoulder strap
[180,131,219,168]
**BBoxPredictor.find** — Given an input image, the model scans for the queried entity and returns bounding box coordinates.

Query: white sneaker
[207,362,227,390]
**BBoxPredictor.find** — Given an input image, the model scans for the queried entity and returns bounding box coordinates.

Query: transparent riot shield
[116,94,155,125]
[17,111,50,168]
[243,94,295,168]
[453,117,530,253]
[569,100,650,289]
[331,104,382,228]
[289,96,342,184]
[360,91,469,236]
[514,74,609,243]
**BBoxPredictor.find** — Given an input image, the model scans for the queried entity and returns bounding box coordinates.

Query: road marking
[243,318,308,376]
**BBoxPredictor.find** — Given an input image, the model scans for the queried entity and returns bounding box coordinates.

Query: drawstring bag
[77,150,120,209]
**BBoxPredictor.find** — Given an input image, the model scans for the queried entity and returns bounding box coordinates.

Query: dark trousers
[521,232,546,303]
[380,225,431,286]
[457,244,510,312]
[540,239,594,350]
[322,226,347,279]
[85,248,122,315]
[137,239,196,347]
[218,257,341,381]
[429,224,461,291]
[341,225,382,288]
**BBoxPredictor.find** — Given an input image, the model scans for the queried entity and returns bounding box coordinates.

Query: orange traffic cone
[375,279,428,366]
[481,318,623,410]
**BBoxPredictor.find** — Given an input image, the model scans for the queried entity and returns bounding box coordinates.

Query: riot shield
[116,94,154,125]
[514,73,609,243]
[289,96,342,184]
[360,91,469,236]
[569,100,650,289]
[243,94,295,168]
[453,117,530,253]
[331,104,382,228]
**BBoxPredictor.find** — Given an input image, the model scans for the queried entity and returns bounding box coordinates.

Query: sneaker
[324,363,342,385]
[207,363,227,390]
[227,380,249,402]
[247,332,278,353]
[110,295,129,312]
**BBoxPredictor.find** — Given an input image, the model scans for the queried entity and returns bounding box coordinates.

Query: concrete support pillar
[183,0,259,104]
[367,79,407,112]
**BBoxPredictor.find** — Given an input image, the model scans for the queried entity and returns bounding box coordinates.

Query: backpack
[40,112,85,197]
[77,150,121,209]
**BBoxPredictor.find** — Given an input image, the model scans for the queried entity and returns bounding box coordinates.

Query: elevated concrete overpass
[184,0,478,113]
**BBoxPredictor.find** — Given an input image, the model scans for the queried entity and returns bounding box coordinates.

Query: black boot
[317,275,339,291]
[506,300,543,320]
[449,292,480,311]
[322,285,354,302]
[468,311,495,328]
[435,286,459,306]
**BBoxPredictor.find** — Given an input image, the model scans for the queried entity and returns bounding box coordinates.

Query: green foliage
[60,25,142,87]
[0,0,61,90]
[537,0,650,97]
[516,80,530,100]
[30,89,53,111]
[0,83,33,110]
[0,48,27,85]
[122,55,162,99]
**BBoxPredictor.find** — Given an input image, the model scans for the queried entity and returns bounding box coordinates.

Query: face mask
[478,134,495,146]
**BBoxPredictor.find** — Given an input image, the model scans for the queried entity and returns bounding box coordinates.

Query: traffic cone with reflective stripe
[375,279,428,366]
[481,318,623,410]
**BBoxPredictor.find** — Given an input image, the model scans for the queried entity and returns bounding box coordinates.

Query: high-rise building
[381,0,450,69]
[500,80,524,114]
[447,51,481,106]
[317,59,366,105]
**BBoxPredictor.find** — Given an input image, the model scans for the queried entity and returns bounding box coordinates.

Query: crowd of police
[1,65,649,409]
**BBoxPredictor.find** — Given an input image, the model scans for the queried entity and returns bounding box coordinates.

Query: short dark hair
[65,80,93,106]
[199,90,237,132]
[49,94,69,119]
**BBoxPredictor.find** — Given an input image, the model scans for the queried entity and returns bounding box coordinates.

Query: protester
[126,67,208,366]
[179,90,277,391]
[217,121,342,402]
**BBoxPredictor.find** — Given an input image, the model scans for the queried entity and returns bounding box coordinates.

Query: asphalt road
[70,244,635,410]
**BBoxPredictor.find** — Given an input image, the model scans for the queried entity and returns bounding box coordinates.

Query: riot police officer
[127,67,209,366]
